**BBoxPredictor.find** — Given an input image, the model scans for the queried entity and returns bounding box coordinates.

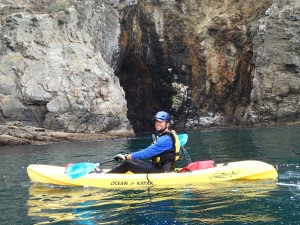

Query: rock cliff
[117,0,300,131]
[0,0,299,143]
[0,0,133,136]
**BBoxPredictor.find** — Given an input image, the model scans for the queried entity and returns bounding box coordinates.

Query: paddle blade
[178,134,188,146]
[66,162,99,179]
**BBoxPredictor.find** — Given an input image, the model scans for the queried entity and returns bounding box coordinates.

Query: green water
[1,126,300,224]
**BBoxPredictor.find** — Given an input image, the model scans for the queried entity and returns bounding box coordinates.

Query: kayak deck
[27,160,278,188]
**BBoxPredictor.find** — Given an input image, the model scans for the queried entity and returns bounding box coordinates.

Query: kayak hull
[27,160,278,188]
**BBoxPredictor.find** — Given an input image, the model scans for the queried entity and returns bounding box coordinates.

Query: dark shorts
[106,160,162,174]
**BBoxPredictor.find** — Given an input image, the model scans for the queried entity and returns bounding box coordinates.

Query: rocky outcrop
[0,0,133,135]
[0,124,131,146]
[249,0,300,125]
[0,0,299,143]
[117,0,300,131]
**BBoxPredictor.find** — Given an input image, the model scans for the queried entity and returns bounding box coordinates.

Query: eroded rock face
[117,0,300,131]
[0,0,133,133]
[249,0,300,125]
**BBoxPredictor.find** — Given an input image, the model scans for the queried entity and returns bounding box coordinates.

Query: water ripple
[26,182,279,224]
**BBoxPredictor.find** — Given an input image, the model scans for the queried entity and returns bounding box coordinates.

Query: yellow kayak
[27,160,278,188]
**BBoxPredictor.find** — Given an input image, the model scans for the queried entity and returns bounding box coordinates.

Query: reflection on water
[28,181,278,225]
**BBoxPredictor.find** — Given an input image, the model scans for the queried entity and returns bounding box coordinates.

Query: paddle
[177,133,192,163]
[67,133,189,179]
[178,133,188,147]
[66,159,115,179]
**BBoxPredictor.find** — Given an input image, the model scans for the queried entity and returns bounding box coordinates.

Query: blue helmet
[154,111,171,122]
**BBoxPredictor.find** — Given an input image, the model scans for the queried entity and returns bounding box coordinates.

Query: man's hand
[114,154,127,161]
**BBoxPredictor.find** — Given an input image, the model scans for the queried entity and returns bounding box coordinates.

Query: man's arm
[128,135,173,160]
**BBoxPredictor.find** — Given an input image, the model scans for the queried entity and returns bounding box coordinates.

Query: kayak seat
[162,161,175,173]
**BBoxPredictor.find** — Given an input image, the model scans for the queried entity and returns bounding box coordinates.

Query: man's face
[155,120,168,132]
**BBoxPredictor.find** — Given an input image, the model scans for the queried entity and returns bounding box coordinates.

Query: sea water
[1,125,300,224]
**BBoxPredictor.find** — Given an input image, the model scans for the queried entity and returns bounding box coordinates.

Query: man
[107,111,180,173]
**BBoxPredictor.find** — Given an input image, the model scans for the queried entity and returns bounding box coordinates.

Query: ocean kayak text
[111,181,153,186]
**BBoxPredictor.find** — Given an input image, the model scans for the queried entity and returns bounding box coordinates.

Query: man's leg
[107,160,161,174]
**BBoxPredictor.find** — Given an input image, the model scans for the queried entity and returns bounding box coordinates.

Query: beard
[156,125,168,134]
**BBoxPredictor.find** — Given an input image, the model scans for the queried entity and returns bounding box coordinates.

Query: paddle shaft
[182,146,192,164]
[99,159,116,166]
